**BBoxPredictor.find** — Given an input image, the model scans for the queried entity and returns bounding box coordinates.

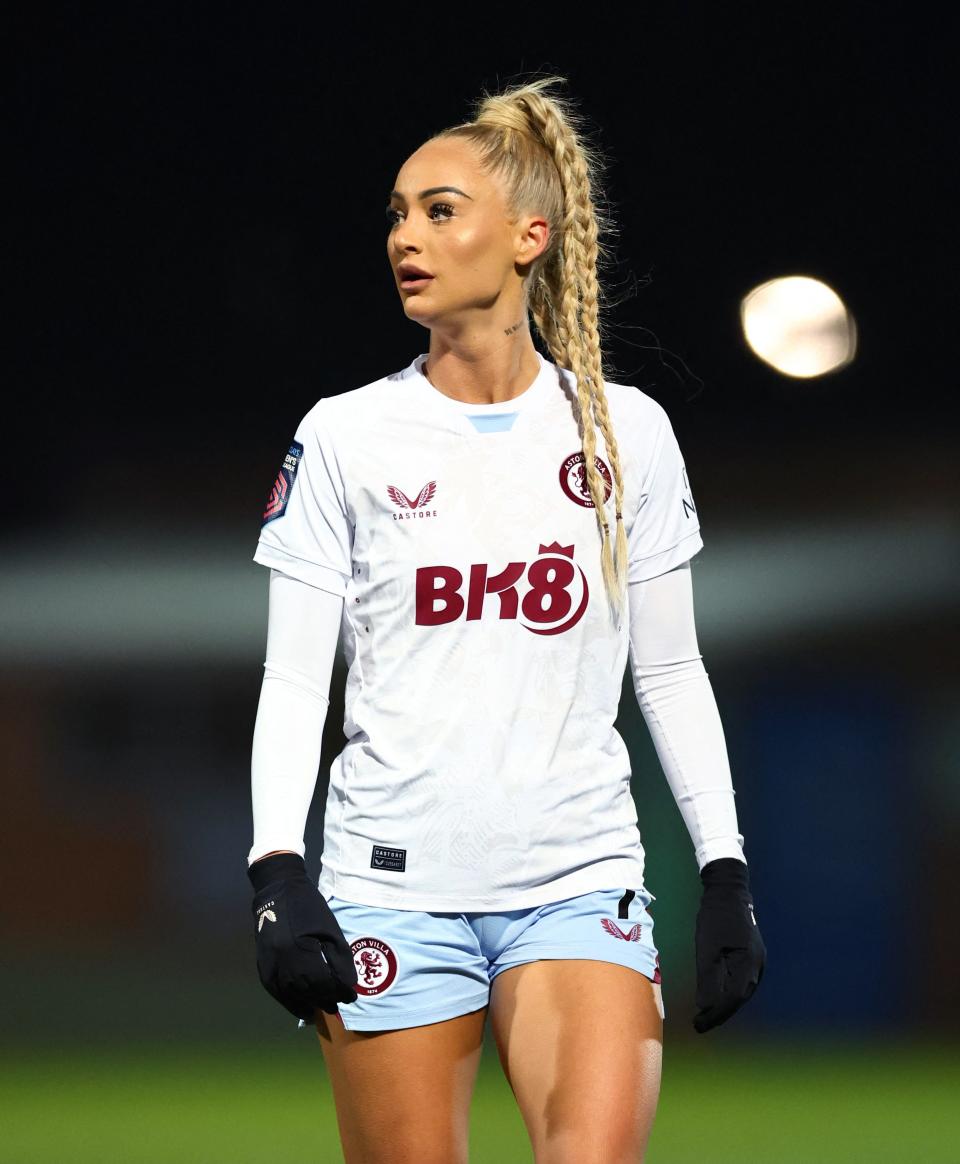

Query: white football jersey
[254,350,703,910]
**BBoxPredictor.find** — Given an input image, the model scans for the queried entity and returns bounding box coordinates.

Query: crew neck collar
[408,351,555,415]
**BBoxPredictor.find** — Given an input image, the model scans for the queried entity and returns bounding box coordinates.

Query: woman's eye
[385,202,455,228]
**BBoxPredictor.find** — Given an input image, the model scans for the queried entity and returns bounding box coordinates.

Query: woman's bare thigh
[315,1005,488,1164]
[489,960,663,1164]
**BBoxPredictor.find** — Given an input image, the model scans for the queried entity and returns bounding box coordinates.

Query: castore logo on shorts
[601,919,643,941]
[416,541,589,635]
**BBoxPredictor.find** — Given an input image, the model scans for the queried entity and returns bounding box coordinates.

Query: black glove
[248,852,358,1021]
[693,857,766,1034]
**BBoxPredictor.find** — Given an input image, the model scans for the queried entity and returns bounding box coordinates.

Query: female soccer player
[246,75,765,1164]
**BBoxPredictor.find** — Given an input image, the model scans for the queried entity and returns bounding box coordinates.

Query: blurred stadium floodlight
[741,275,857,377]
[1,515,956,667]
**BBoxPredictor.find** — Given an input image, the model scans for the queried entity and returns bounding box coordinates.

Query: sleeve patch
[261,441,304,525]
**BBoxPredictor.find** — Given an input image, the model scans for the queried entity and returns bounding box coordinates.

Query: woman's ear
[515,215,550,271]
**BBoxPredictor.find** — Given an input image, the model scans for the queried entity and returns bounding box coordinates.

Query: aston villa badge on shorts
[351,937,399,997]
[262,440,303,525]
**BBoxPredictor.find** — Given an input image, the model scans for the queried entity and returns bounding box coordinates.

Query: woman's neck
[423,330,542,405]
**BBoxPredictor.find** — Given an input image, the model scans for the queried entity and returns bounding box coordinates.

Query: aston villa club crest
[351,937,399,997]
[559,451,612,508]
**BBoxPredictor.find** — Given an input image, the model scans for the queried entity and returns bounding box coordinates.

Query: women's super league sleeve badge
[261,440,304,525]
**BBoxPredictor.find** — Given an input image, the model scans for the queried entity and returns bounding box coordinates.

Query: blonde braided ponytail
[435,76,628,624]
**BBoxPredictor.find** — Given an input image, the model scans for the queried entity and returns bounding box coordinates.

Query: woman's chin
[402,297,441,325]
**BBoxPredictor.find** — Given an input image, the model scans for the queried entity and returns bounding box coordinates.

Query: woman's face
[386,137,545,328]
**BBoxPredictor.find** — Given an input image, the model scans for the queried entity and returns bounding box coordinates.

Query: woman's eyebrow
[388,186,474,201]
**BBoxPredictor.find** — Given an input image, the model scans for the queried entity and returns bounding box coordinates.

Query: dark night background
[3,5,958,1161]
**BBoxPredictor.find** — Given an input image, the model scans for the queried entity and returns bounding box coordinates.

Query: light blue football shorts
[298,885,662,1032]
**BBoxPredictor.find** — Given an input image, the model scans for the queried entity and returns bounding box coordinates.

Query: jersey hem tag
[371,845,406,872]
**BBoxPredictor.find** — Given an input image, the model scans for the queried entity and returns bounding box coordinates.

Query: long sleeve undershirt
[626,562,746,870]
[248,569,342,866]
[248,563,746,871]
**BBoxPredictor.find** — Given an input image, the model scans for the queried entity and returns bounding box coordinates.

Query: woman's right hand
[247,852,359,1021]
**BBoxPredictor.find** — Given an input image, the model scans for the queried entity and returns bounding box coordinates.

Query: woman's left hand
[693,857,766,1033]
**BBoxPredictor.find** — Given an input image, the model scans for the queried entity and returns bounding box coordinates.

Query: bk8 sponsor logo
[415,541,589,636]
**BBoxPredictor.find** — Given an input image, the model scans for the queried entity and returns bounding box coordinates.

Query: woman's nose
[391,219,422,255]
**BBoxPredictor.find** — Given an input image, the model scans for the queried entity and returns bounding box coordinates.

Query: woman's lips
[400,275,433,291]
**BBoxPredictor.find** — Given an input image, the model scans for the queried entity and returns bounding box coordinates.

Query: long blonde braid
[435,75,628,624]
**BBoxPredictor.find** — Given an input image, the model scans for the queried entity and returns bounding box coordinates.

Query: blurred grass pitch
[1,1040,957,1162]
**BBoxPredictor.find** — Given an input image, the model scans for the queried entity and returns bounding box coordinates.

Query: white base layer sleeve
[627,561,747,872]
[247,568,344,866]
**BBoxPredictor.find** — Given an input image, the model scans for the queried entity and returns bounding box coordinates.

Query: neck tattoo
[504,319,524,336]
